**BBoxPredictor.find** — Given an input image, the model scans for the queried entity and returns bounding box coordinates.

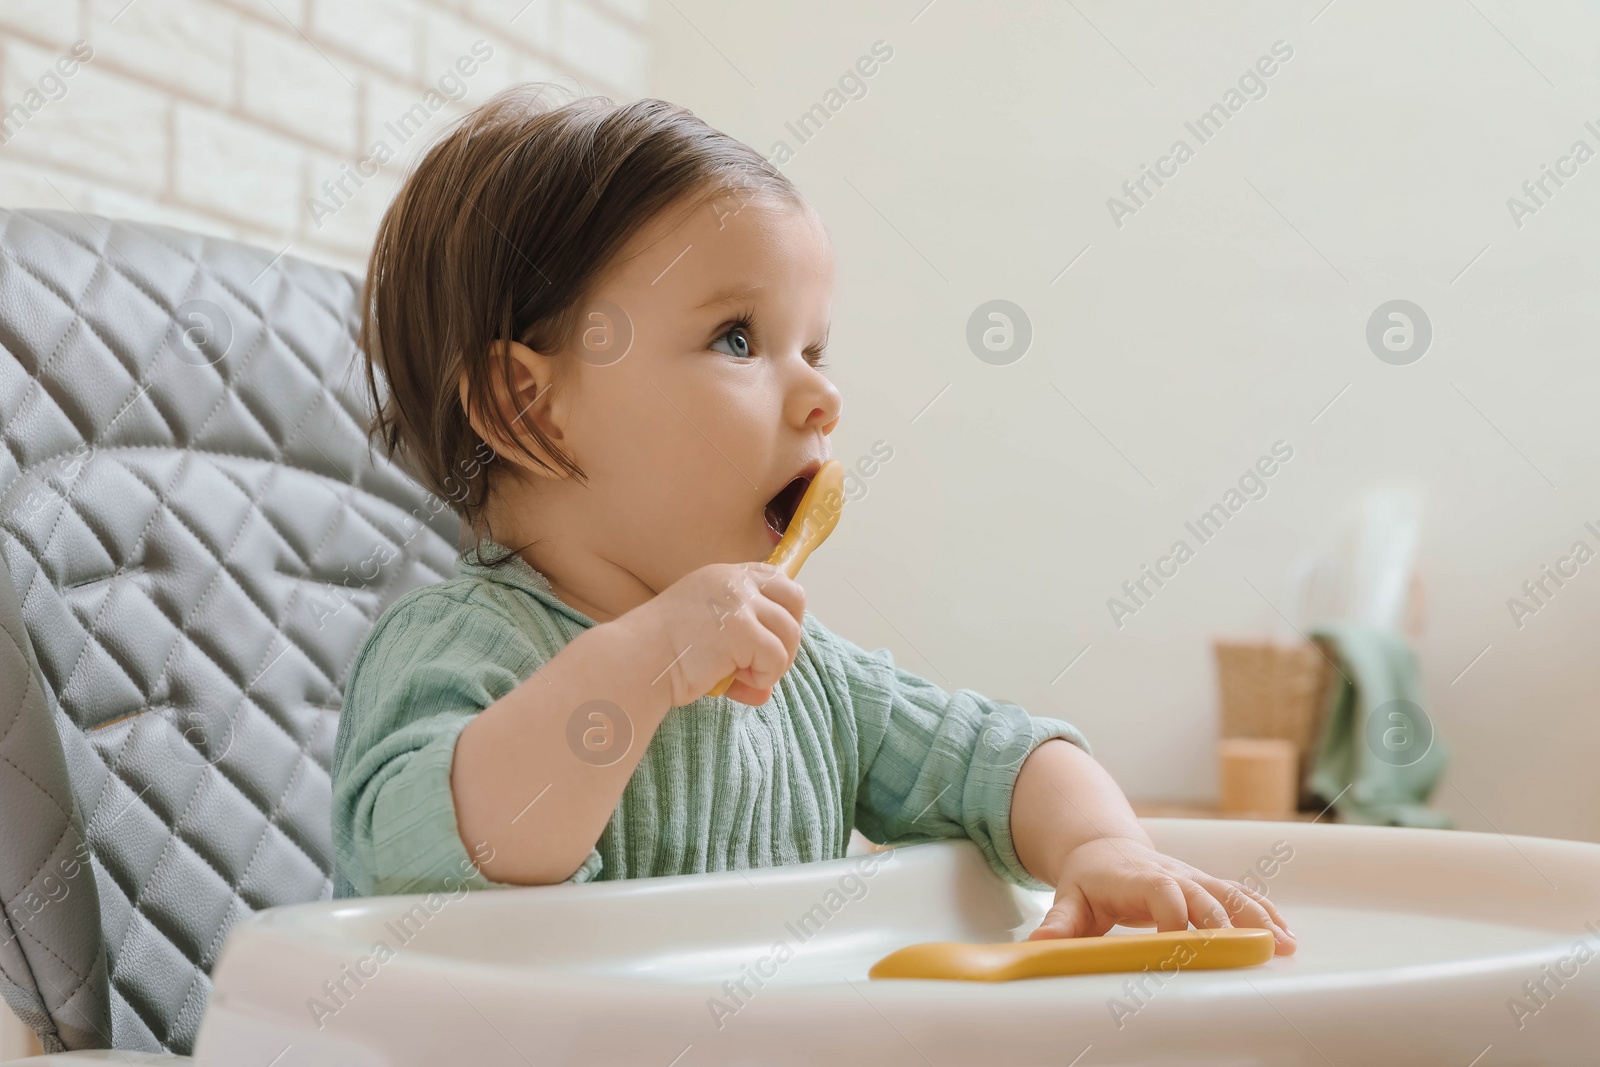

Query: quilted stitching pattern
[0,209,461,1055]
[0,543,107,1056]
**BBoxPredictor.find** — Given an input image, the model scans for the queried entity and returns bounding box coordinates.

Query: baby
[329,86,1294,955]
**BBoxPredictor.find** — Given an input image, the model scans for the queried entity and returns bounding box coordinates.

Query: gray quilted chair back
[0,209,461,1055]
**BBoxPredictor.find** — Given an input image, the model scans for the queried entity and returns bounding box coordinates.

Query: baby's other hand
[1028,836,1296,956]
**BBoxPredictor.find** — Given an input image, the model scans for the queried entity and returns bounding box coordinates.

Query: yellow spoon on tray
[707,458,846,698]
[868,928,1274,981]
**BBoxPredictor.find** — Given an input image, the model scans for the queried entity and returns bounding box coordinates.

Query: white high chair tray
[15,819,1599,1066]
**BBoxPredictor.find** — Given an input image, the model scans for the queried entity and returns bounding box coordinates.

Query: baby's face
[555,188,842,593]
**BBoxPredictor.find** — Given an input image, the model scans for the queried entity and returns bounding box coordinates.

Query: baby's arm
[813,618,1090,888]
[451,611,672,885]
[1011,739,1297,954]
[1010,738,1149,883]
[452,561,804,885]
[814,617,1296,953]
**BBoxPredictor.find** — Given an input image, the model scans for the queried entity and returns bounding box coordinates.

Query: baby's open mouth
[764,473,813,538]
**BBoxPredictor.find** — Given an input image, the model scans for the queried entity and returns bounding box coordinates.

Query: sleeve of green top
[333,589,604,897]
[817,618,1092,893]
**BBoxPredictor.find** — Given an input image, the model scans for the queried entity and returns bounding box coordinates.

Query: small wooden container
[1217,738,1298,818]
[1212,637,1336,808]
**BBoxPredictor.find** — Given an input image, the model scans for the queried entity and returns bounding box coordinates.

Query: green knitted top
[330,542,1090,899]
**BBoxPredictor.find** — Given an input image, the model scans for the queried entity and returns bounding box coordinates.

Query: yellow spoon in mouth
[708,458,846,698]
[868,928,1274,981]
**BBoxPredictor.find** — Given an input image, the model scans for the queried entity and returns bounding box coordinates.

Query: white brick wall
[238,18,360,151]
[4,38,168,193]
[0,0,653,273]
[174,102,304,229]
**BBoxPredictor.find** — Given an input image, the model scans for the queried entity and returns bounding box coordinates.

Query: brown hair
[359,85,802,562]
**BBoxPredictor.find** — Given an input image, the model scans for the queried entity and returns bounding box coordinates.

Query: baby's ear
[458,341,570,478]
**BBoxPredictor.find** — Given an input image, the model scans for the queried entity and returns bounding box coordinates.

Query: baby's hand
[636,561,806,707]
[1028,836,1297,956]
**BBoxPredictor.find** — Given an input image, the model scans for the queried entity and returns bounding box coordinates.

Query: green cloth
[331,541,1091,898]
[1307,623,1451,828]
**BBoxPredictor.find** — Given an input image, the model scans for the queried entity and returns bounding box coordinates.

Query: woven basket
[1212,638,1335,806]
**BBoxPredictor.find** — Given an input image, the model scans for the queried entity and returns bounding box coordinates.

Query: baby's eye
[710,323,753,359]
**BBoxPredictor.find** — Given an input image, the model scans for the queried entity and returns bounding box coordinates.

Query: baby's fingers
[1173,875,1298,957]
[1175,877,1233,932]
[1231,880,1293,936]
[1027,887,1093,941]
[1200,876,1296,956]
[723,679,773,706]
[751,567,806,627]
[1134,874,1191,934]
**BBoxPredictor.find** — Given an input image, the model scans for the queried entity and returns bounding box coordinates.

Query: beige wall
[655,0,1600,842]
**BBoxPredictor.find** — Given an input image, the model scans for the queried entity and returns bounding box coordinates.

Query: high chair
[0,208,462,1058]
[3,210,1599,1065]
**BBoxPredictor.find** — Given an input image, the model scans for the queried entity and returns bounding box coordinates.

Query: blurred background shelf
[1131,800,1331,823]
